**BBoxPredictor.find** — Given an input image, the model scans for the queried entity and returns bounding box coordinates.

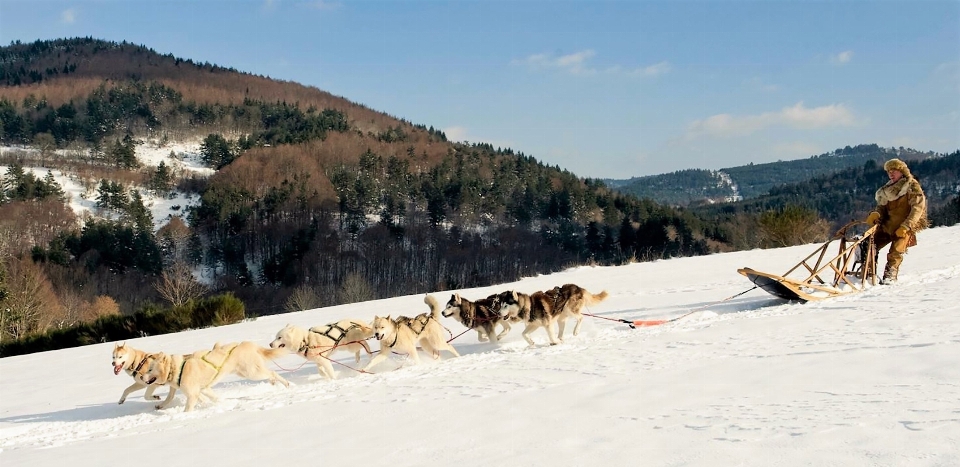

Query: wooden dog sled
[738,221,879,302]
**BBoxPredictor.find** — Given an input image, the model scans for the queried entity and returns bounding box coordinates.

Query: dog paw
[118,400,125,405]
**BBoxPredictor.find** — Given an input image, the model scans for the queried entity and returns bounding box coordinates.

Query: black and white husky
[497,284,608,345]
[442,293,512,344]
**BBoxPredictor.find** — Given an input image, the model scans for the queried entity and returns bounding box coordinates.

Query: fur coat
[875,175,928,236]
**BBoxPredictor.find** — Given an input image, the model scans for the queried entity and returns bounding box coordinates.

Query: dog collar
[387,330,399,348]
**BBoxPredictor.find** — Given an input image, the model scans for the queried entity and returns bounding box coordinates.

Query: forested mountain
[612,144,942,206]
[0,38,717,353]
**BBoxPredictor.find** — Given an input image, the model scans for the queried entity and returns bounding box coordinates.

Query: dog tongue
[113,365,122,375]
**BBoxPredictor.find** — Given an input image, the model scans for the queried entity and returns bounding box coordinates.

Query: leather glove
[865,211,880,225]
[895,226,909,238]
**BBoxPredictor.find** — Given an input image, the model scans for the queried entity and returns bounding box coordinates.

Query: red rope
[583,286,759,329]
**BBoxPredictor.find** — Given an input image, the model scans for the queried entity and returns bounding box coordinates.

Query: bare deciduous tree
[157,216,192,263]
[86,295,120,320]
[759,205,831,248]
[284,284,323,313]
[337,272,373,305]
[0,257,62,343]
[154,262,207,307]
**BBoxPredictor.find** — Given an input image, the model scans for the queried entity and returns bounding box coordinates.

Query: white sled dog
[364,295,460,371]
[137,341,290,412]
[270,320,374,379]
[112,342,166,404]
[497,283,608,345]
[442,293,512,344]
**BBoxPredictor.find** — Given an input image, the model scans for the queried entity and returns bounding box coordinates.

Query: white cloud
[832,50,854,64]
[555,50,595,70]
[515,50,667,77]
[444,126,469,142]
[685,102,857,139]
[779,102,855,129]
[629,61,672,77]
[60,8,77,24]
[516,49,597,74]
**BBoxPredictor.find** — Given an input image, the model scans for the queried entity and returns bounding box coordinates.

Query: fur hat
[883,158,911,177]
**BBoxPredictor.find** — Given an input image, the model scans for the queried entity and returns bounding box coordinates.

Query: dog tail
[586,289,609,305]
[424,294,442,319]
[259,346,289,361]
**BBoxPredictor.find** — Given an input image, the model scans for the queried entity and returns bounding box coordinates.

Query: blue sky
[1,0,958,178]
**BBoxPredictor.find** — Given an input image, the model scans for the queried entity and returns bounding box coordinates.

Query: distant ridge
[609,144,940,206]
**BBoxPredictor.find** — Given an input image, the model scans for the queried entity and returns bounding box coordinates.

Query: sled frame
[738,221,879,302]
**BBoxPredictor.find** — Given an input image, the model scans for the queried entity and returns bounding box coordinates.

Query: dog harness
[300,322,363,357]
[384,314,434,348]
[131,355,150,376]
[398,313,432,335]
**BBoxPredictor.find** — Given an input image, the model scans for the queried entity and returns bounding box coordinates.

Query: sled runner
[738,221,879,302]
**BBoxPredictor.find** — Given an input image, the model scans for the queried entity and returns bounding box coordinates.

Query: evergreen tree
[109,135,139,169]
[199,133,235,169]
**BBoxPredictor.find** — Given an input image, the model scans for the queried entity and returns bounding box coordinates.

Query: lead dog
[442,293,512,344]
[112,342,166,404]
[364,295,460,371]
[137,341,290,412]
[270,319,374,379]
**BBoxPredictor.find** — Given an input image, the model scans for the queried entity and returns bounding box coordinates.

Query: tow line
[585,286,759,329]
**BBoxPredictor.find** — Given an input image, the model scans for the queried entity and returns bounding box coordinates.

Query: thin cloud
[516,50,669,77]
[299,0,341,10]
[832,50,854,64]
[685,102,857,139]
[517,49,597,74]
[744,76,780,92]
[628,61,672,77]
[61,8,77,24]
[443,125,514,149]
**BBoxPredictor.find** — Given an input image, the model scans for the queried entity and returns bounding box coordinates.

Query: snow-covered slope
[2,224,958,466]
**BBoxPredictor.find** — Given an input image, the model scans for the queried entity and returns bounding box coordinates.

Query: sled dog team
[111,284,607,412]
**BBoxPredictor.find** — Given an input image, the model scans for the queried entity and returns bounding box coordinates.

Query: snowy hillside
[1,224,958,466]
[1,138,213,231]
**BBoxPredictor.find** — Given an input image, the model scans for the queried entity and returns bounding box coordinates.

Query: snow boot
[881,265,899,285]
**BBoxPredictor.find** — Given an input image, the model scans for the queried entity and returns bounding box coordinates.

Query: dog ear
[454,293,461,304]
[511,291,518,301]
